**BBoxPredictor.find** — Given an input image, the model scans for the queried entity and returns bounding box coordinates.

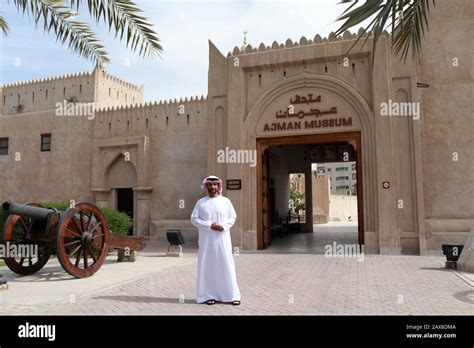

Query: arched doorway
[242,72,377,252]
[90,136,153,238]
[257,132,363,250]
[106,154,137,235]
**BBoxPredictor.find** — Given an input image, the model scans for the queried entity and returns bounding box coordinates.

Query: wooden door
[262,150,271,247]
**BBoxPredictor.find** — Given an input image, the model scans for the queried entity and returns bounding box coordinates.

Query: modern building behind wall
[315,162,357,195]
[0,0,472,255]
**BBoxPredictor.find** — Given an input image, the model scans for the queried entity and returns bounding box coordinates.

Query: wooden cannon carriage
[1,201,146,278]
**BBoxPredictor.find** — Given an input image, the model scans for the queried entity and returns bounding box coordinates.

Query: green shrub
[101,207,133,236]
[42,202,70,211]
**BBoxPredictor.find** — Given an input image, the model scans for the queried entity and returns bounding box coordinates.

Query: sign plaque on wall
[226,179,242,190]
[262,94,353,132]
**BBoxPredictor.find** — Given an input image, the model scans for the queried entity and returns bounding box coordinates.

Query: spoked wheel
[56,202,109,278]
[1,203,53,275]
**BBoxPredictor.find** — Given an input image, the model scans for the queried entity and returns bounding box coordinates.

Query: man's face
[206,182,219,197]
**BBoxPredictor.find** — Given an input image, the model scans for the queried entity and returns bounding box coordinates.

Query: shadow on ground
[2,258,119,282]
[92,295,197,305]
[452,290,474,304]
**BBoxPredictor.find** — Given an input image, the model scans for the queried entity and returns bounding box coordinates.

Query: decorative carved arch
[104,150,139,184]
[242,72,378,240]
[105,152,138,189]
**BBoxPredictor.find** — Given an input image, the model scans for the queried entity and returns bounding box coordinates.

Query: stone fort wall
[0,67,209,240]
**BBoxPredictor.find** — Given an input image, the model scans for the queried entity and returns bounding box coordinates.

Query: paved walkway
[267,221,358,253]
[0,224,473,315]
[26,254,474,315]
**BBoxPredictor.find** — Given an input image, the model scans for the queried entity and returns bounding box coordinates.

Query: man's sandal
[205,299,216,305]
[231,300,241,306]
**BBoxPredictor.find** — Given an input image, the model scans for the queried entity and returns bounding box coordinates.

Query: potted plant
[289,187,305,216]
[100,208,134,262]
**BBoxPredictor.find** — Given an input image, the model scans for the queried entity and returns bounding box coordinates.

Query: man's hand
[211,223,224,232]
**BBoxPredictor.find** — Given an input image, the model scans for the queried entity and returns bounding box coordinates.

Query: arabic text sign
[264,94,352,132]
[226,179,242,190]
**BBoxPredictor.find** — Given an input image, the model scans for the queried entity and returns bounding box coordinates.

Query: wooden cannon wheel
[56,202,109,278]
[1,203,54,275]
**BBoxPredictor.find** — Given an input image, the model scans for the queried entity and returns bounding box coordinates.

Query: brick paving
[1,224,473,315]
[29,253,473,315]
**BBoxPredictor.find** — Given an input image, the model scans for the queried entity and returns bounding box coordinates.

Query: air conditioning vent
[13,104,24,113]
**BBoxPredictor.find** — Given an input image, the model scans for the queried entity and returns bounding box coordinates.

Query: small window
[0,137,8,155]
[41,134,52,152]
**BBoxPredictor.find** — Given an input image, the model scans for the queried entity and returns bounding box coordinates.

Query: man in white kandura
[191,175,241,305]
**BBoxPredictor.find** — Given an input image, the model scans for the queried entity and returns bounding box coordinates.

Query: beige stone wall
[329,195,358,222]
[0,67,207,244]
[418,0,474,253]
[94,68,144,109]
[89,97,208,240]
[1,67,144,117]
[2,72,95,115]
[210,32,382,250]
[0,67,145,208]
[0,109,94,205]
[313,175,329,223]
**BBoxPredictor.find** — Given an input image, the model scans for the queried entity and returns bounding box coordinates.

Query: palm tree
[289,187,305,215]
[334,0,435,61]
[0,0,163,65]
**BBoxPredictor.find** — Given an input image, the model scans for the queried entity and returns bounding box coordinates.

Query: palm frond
[0,14,9,35]
[392,0,434,60]
[70,0,163,59]
[10,0,163,64]
[13,0,109,64]
[334,0,435,62]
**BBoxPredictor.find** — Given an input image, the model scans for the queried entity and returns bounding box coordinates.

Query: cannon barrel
[2,201,53,221]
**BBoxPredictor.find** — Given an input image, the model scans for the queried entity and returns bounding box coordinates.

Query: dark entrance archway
[117,188,134,236]
[256,131,363,250]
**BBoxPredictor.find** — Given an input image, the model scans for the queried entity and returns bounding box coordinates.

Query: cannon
[1,201,146,278]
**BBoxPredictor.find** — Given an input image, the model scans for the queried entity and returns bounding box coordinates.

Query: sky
[0,0,359,102]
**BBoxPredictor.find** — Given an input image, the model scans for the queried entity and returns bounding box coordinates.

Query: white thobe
[191,195,241,303]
